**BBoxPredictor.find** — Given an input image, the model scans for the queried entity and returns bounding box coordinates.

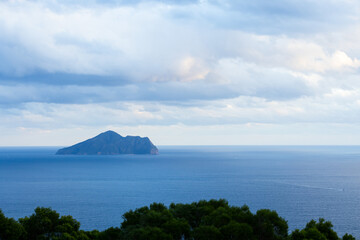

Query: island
[56,130,159,155]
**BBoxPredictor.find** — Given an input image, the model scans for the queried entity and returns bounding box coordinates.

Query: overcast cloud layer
[1,0,360,145]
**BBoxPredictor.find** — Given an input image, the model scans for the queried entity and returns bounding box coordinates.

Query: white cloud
[1,0,358,81]
[324,88,357,98]
[1,0,360,144]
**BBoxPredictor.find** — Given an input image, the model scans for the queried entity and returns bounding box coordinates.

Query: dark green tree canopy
[0,209,25,240]
[0,200,356,240]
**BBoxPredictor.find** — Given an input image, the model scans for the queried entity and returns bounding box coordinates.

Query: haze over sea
[1,146,360,237]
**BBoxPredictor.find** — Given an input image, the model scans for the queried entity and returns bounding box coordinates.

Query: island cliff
[56,130,159,155]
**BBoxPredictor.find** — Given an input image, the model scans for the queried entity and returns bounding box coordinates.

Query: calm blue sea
[1,146,360,237]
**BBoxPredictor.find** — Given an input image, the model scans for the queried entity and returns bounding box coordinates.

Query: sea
[1,146,360,237]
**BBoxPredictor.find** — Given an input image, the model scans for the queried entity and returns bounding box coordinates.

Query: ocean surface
[1,146,360,237]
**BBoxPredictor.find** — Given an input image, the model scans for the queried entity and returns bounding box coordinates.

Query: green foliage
[129,226,172,240]
[162,219,190,239]
[343,233,356,240]
[203,207,232,227]
[220,221,254,240]
[0,200,357,240]
[254,209,288,240]
[0,209,25,240]
[18,207,82,240]
[19,207,60,239]
[290,218,356,240]
[192,225,221,240]
[96,227,122,240]
[121,206,149,228]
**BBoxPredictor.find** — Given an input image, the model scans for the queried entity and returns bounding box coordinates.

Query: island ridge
[56,130,158,155]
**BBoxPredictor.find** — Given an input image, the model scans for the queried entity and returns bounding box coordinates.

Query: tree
[290,218,355,240]
[0,209,25,240]
[124,226,171,240]
[121,206,149,229]
[97,227,122,240]
[162,219,190,240]
[0,200,356,240]
[253,209,288,240]
[203,207,232,228]
[19,207,60,240]
[19,207,81,240]
[192,225,221,240]
[343,233,356,240]
[307,218,339,240]
[220,221,254,240]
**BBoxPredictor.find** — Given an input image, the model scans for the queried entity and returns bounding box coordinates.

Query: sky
[1,0,360,146]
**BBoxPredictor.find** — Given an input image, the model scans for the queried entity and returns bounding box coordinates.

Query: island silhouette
[56,130,158,155]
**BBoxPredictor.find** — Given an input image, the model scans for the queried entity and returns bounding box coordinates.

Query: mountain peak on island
[97,130,123,139]
[56,130,158,155]
[100,130,120,135]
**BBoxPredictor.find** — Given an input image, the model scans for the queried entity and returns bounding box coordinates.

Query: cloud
[0,61,314,105]
[1,0,360,144]
[1,0,359,80]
